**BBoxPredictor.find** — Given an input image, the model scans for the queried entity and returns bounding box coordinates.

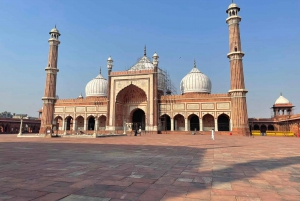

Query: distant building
[0,112,38,120]
[0,118,40,134]
[249,93,300,135]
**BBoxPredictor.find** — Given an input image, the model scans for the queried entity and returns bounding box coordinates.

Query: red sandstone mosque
[39,2,250,136]
[40,3,250,135]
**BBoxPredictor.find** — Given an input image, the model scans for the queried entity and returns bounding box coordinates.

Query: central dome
[180,62,212,94]
[127,49,165,92]
[85,71,108,97]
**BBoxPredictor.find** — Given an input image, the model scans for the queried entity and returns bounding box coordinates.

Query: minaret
[39,26,61,134]
[226,2,250,136]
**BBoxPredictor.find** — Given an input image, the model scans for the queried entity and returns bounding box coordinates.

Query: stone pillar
[230,119,233,131]
[226,3,250,136]
[95,117,98,131]
[152,52,159,132]
[61,119,65,131]
[84,118,87,131]
[215,118,218,131]
[18,117,23,136]
[93,116,98,137]
[199,118,203,131]
[171,118,174,131]
[63,120,67,135]
[73,119,76,131]
[106,56,113,130]
[185,118,188,131]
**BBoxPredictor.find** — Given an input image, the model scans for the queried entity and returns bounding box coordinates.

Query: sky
[0,0,299,118]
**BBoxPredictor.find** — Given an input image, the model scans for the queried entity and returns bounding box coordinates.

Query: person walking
[211,128,215,140]
[134,123,138,136]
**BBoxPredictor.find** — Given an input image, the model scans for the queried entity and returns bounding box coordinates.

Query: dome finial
[144,45,147,56]
[55,24,56,28]
[99,67,102,74]
[194,59,196,68]
[280,92,282,96]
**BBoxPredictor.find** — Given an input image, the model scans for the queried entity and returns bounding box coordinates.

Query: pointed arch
[130,108,146,130]
[218,114,230,131]
[65,116,73,130]
[98,115,106,131]
[174,114,185,131]
[188,114,199,131]
[160,114,171,131]
[87,116,95,130]
[202,114,214,131]
[76,116,84,131]
[261,124,267,133]
[115,84,147,129]
[253,124,260,130]
[116,84,147,103]
[54,116,63,130]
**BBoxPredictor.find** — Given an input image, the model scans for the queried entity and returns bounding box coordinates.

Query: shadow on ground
[0,136,299,200]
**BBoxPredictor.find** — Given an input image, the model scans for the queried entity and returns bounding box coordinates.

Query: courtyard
[0,134,299,201]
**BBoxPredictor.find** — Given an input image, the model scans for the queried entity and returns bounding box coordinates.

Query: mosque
[39,2,251,136]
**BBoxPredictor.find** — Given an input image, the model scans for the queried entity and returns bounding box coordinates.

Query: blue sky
[0,0,299,118]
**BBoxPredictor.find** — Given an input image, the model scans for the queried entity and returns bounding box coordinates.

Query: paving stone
[3,189,48,198]
[0,194,14,200]
[59,194,110,201]
[236,197,261,201]
[31,192,70,201]
[212,182,232,190]
[177,178,194,182]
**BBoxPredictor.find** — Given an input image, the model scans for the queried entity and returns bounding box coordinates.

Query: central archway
[131,109,145,131]
[115,84,147,128]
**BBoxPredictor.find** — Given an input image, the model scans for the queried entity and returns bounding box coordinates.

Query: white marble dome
[275,94,289,104]
[128,52,165,92]
[180,64,211,94]
[85,72,108,97]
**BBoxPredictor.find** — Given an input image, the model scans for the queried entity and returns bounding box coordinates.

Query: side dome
[180,62,212,94]
[85,71,108,97]
[275,93,289,104]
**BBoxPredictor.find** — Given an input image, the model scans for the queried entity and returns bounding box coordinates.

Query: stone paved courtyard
[0,134,299,201]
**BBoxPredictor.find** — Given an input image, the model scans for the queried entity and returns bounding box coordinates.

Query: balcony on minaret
[49,26,61,40]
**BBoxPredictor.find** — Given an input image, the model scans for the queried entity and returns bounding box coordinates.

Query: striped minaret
[226,2,250,136]
[39,26,60,134]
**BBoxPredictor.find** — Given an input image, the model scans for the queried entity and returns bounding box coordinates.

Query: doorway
[132,109,145,130]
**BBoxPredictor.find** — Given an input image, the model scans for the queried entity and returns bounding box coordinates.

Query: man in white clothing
[211,129,215,140]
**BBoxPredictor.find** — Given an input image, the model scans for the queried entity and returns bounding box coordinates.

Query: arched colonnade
[54,115,107,132]
[252,124,275,133]
[159,113,231,132]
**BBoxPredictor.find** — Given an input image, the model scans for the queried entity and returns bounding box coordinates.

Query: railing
[251,130,294,137]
